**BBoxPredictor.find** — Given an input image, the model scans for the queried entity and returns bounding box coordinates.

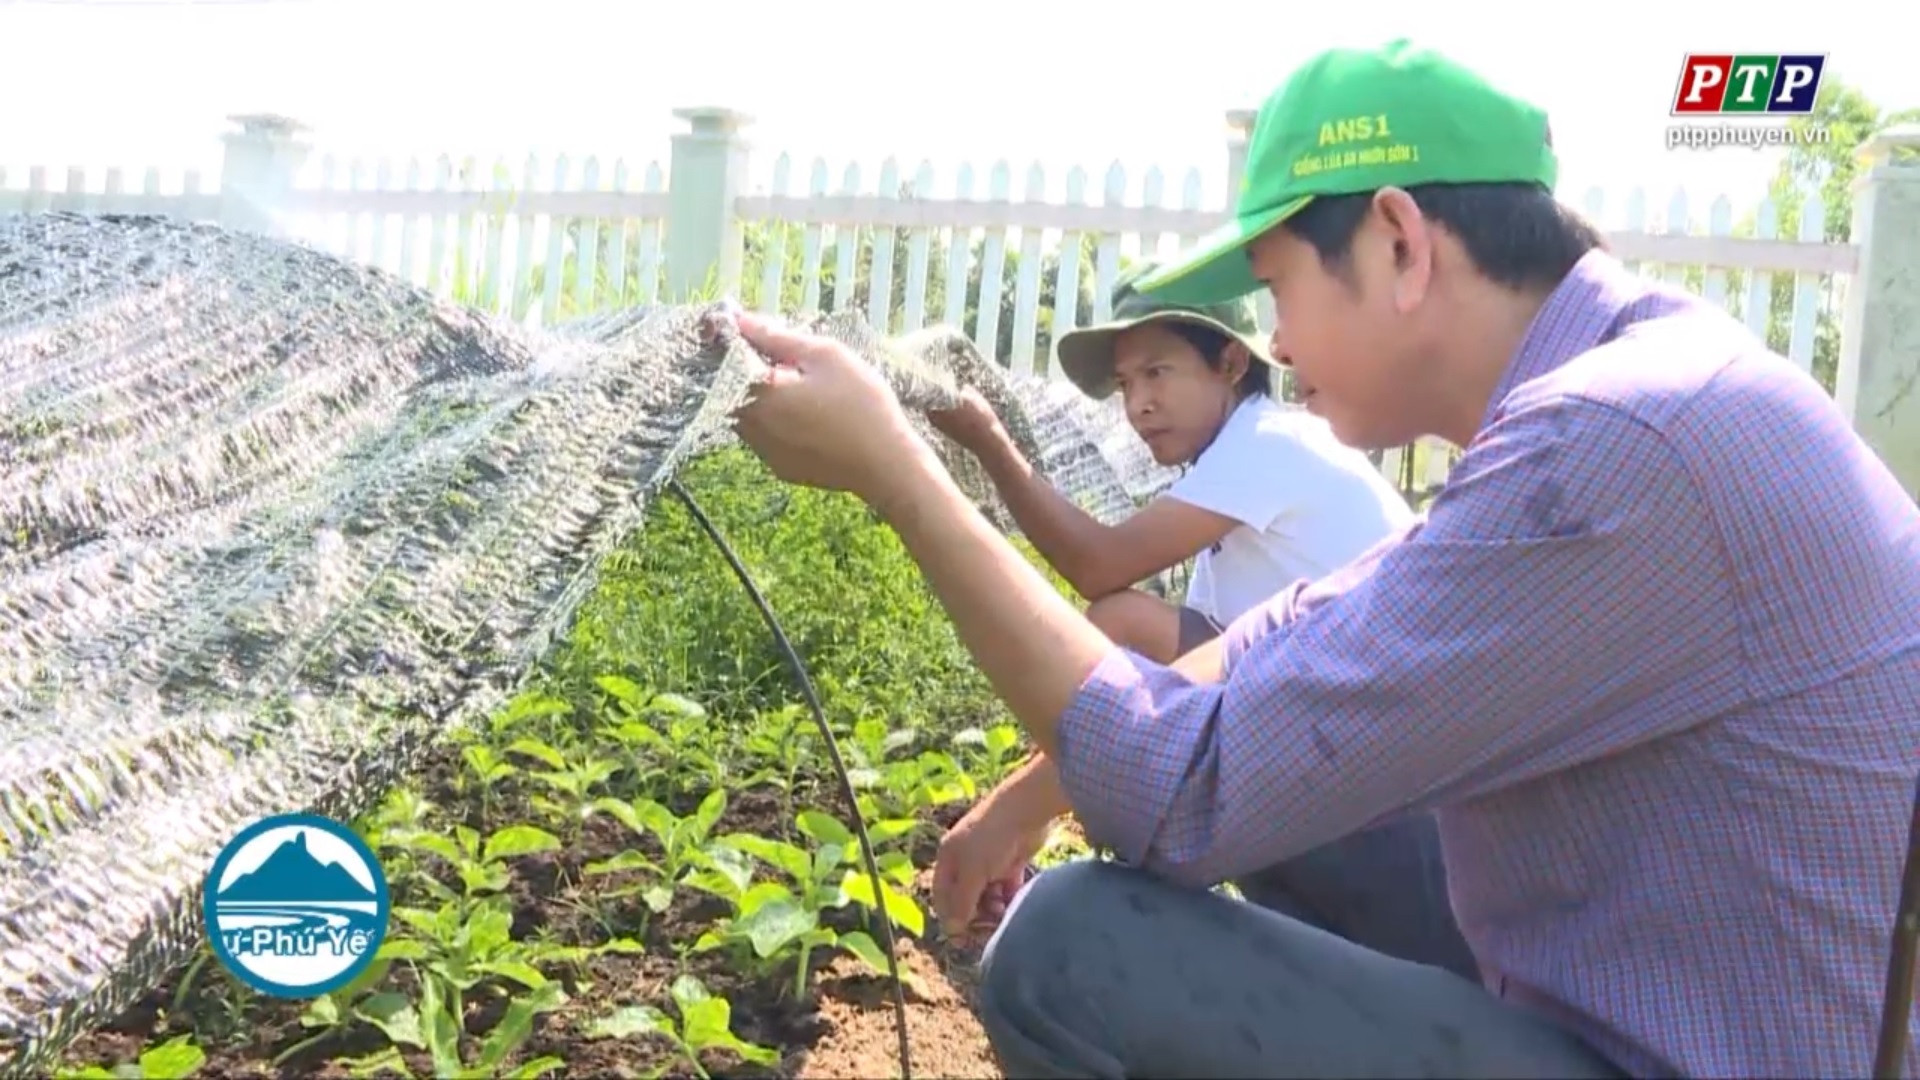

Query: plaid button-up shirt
[1055,250,1920,1078]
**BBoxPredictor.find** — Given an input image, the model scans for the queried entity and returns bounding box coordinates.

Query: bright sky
[2,0,1911,229]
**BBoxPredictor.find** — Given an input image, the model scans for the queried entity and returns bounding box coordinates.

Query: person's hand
[925,387,1006,454]
[730,311,928,502]
[931,792,1052,945]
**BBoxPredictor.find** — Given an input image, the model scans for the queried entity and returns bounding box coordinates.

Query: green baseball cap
[1055,259,1279,401]
[1138,39,1558,306]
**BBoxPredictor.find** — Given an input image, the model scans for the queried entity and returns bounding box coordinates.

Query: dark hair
[1280,181,1606,293]
[1162,321,1273,400]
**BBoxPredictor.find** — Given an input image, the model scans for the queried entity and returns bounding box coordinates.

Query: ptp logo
[1671,55,1826,116]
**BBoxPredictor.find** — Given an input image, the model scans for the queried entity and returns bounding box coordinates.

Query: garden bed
[56,450,1083,1079]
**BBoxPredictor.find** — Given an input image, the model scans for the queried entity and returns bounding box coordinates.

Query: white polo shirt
[1167,395,1415,625]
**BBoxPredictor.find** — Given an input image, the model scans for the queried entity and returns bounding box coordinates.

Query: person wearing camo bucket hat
[928,256,1411,657]
[926,261,1441,957]
[1052,258,1279,404]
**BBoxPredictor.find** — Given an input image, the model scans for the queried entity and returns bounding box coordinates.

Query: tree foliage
[1726,77,1919,392]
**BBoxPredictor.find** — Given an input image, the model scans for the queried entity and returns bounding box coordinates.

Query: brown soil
[58,754,1010,1080]
[796,942,998,1080]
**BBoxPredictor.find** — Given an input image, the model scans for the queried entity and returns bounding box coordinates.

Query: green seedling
[591,713,673,796]
[509,737,620,840]
[485,691,576,739]
[952,723,1026,783]
[736,702,817,795]
[889,749,977,816]
[144,950,257,1047]
[851,759,979,851]
[585,974,777,1079]
[582,787,726,914]
[689,810,924,998]
[595,676,734,798]
[842,717,980,840]
[336,973,567,1079]
[382,822,561,911]
[366,786,438,834]
[845,716,918,778]
[55,1035,204,1079]
[274,957,404,1066]
[386,894,551,995]
[454,740,519,826]
[357,787,441,885]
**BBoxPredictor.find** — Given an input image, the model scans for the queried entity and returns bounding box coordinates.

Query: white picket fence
[6,111,1918,498]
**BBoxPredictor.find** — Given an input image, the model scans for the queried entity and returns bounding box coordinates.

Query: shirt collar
[1189,393,1268,467]
[1476,250,1647,436]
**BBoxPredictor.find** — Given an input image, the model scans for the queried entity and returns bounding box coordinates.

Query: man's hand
[731,311,934,503]
[931,789,1054,944]
[926,387,1006,455]
[731,315,1116,766]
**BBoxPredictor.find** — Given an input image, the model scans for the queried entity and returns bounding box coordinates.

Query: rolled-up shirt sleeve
[1053,394,1743,888]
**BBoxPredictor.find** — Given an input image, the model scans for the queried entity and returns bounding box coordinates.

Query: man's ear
[1219,338,1252,383]
[1369,187,1435,313]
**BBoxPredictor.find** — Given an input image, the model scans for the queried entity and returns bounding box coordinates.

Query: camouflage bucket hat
[1054,260,1279,401]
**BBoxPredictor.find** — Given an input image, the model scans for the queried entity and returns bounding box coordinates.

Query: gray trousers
[975,814,1627,1079]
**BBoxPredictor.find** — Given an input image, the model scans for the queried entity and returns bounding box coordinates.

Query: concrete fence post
[217,114,310,239]
[1835,123,1920,500]
[665,107,753,302]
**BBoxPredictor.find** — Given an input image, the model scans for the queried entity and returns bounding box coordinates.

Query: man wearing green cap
[723,38,1920,1080]
[923,260,1471,977]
